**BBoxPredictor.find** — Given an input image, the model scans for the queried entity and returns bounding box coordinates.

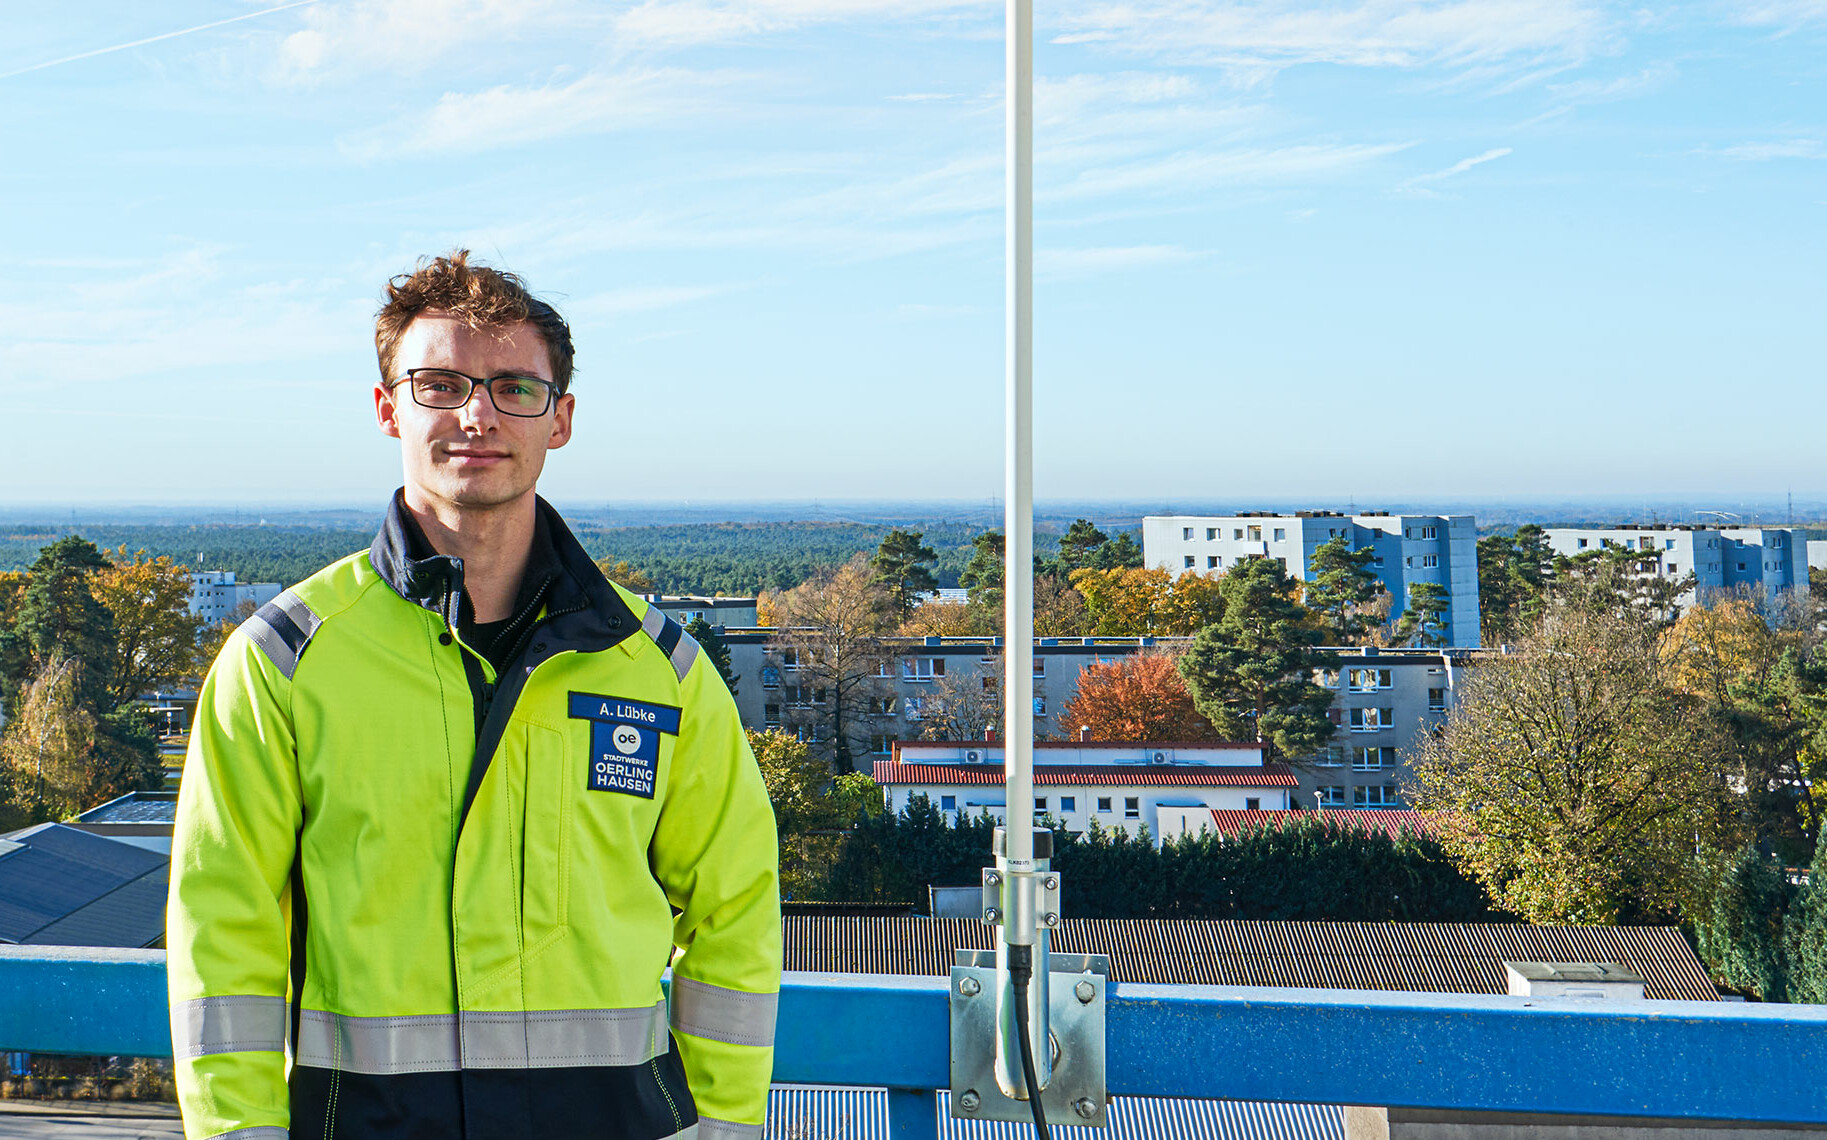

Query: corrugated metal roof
[1206,810,1443,840]
[782,917,1717,1001]
[875,763,1299,788]
[764,1088,1343,1140]
[77,791,179,824]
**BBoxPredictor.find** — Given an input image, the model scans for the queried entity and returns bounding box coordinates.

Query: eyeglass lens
[409,370,552,416]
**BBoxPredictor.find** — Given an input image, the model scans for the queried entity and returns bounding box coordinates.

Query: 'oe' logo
[612,725,642,755]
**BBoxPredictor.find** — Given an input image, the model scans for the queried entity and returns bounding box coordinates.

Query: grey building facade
[722,629,1479,807]
[1141,512,1481,648]
[1541,525,1807,606]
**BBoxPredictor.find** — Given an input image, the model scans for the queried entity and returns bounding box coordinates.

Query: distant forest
[0,520,1104,596]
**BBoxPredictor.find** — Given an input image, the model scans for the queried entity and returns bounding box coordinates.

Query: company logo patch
[568,693,682,800]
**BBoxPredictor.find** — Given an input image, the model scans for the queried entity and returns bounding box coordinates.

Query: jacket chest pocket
[519,723,571,951]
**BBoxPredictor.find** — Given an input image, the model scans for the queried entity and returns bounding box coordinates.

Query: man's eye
[498,379,537,397]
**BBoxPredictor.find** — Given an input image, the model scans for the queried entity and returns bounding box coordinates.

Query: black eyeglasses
[387,369,559,417]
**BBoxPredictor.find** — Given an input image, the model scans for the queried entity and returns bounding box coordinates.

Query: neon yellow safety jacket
[167,494,781,1140]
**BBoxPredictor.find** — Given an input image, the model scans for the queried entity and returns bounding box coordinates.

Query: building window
[1245,797,1261,810]
[1183,527,1194,540]
[1354,785,1399,807]
[1428,688,1446,711]
[1097,797,1112,813]
[903,657,945,681]
[1317,668,1340,689]
[1034,658,1046,677]
[868,735,892,754]
[1034,697,1047,717]
[784,684,821,707]
[1353,746,1394,771]
[1666,539,1677,550]
[1420,554,1438,568]
[942,795,956,812]
[1349,707,1393,732]
[903,696,925,721]
[1247,525,1262,541]
[761,666,782,689]
[869,695,897,716]
[1421,526,1437,540]
[1206,528,1218,540]
[1273,528,1286,542]
[1314,745,1344,767]
[764,704,782,728]
[1035,797,1047,812]
[1061,795,1076,812]
[1578,538,1588,549]
[1739,562,1747,572]
[1184,556,1195,569]
[781,648,802,670]
[1318,786,1346,806]
[1233,528,1244,540]
[1668,563,1679,574]
[1347,668,1391,692]
[1124,797,1140,819]
[1208,556,1220,569]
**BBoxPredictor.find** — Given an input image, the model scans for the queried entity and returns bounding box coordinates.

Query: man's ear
[547,392,575,451]
[375,383,403,439]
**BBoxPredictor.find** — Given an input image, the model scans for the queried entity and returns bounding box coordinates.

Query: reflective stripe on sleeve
[641,605,668,643]
[207,1128,290,1140]
[170,995,287,1059]
[669,630,700,682]
[698,1118,763,1140]
[669,978,778,1049]
[295,1002,670,1074]
[241,590,322,680]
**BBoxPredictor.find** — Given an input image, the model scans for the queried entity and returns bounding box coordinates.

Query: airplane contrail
[0,0,323,80]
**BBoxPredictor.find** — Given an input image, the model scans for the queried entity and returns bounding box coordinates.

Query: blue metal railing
[6,946,1827,1133]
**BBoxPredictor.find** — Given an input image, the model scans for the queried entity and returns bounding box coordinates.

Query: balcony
[4,946,1827,1136]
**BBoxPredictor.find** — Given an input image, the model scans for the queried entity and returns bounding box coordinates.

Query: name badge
[568,693,682,800]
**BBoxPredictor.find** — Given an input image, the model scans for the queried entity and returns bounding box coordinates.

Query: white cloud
[1729,0,1827,28]
[1038,244,1203,279]
[567,284,742,318]
[1056,140,1414,200]
[1052,0,1613,81]
[1711,138,1825,160]
[611,0,994,48]
[340,68,754,157]
[1546,61,1676,102]
[270,0,594,83]
[1393,145,1512,196]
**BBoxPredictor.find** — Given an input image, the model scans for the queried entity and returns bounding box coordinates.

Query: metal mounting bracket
[949,951,1110,1127]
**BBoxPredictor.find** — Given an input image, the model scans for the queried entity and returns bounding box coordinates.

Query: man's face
[375,315,574,517]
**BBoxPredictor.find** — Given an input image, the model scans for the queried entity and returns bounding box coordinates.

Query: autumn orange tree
[1060,654,1215,742]
[93,546,207,705]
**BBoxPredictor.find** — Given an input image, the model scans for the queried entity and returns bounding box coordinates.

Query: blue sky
[4,0,1823,506]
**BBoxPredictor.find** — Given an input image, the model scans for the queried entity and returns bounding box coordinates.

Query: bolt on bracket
[949,950,1109,1127]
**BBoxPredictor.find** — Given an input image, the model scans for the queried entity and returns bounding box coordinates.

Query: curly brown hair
[374,249,575,393]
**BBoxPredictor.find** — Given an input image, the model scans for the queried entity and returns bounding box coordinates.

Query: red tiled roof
[1206,808,1443,839]
[873,761,1299,788]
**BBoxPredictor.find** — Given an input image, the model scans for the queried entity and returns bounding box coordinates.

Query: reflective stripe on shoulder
[170,994,287,1059]
[641,607,701,683]
[207,1129,289,1140]
[241,589,322,680]
[295,1002,670,1074]
[698,1118,763,1140]
[669,978,777,1049]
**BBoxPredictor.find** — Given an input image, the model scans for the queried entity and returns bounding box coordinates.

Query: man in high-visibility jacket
[167,251,781,1140]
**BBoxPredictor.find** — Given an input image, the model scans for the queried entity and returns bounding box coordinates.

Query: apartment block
[1542,525,1807,606]
[1302,647,1471,811]
[1142,511,1481,648]
[186,570,281,624]
[723,630,1477,808]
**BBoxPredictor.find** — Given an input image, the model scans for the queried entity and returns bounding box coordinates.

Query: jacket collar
[369,489,635,641]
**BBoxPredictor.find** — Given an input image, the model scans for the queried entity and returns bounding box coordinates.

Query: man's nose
[457,382,499,431]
